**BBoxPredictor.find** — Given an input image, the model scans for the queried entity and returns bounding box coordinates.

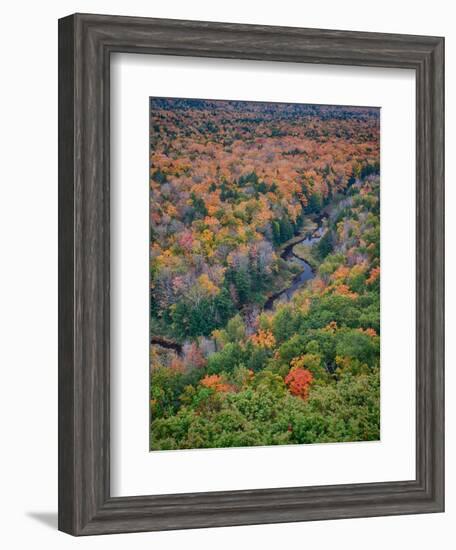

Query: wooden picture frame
[58,13,444,535]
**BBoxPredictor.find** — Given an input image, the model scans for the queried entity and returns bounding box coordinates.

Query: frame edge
[58,14,77,536]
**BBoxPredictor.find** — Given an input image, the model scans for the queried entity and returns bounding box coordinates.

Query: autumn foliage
[149,98,381,451]
[200,374,233,393]
[250,329,276,349]
[284,368,314,400]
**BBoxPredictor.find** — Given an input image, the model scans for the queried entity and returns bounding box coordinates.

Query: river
[151,214,327,352]
[264,216,326,310]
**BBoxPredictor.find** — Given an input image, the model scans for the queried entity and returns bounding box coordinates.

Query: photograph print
[149,98,380,451]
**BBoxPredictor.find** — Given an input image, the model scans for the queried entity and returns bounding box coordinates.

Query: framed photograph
[58,13,444,535]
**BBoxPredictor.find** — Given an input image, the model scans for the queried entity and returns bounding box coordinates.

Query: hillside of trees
[149,99,380,450]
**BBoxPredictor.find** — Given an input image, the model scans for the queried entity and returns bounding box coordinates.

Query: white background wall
[0,1,452,548]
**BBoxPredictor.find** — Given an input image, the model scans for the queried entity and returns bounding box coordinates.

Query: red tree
[284,368,313,400]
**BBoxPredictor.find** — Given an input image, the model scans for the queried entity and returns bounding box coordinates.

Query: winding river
[150,335,183,354]
[151,214,327,352]
[264,215,327,311]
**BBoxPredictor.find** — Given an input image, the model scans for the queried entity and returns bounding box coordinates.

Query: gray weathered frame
[58,13,445,535]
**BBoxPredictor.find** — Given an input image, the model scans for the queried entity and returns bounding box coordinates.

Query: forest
[149,98,380,450]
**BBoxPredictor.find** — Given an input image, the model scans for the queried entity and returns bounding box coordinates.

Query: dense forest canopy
[149,98,380,450]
